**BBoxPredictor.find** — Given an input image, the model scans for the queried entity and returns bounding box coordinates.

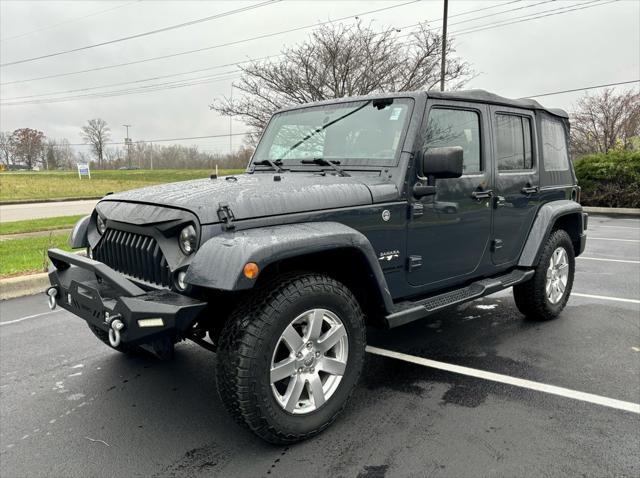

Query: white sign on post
[77,163,91,179]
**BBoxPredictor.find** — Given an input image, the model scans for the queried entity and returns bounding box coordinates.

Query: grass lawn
[0,169,244,203]
[0,215,85,235]
[0,233,73,277]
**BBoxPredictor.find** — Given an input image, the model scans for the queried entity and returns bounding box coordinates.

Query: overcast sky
[1,0,638,154]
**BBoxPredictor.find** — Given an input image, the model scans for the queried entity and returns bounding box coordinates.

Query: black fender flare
[184,222,394,310]
[518,200,585,267]
[68,215,91,249]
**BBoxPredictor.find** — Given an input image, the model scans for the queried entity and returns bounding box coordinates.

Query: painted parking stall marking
[571,293,640,305]
[366,346,640,414]
[578,257,640,265]
[0,309,64,326]
[588,237,640,243]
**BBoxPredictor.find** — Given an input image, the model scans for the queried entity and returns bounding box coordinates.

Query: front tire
[514,229,575,321]
[216,273,366,444]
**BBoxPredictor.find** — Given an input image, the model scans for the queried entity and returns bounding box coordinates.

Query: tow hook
[105,312,125,348]
[46,287,58,310]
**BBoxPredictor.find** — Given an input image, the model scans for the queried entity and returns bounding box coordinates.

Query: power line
[453,0,617,36]
[2,57,277,101]
[389,0,552,40]
[0,1,139,42]
[0,72,242,106]
[1,0,626,106]
[68,132,249,147]
[0,0,555,99]
[0,53,279,87]
[0,0,529,87]
[0,0,281,67]
[1,1,419,83]
[523,80,639,98]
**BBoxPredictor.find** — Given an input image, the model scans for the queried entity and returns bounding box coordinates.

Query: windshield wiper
[301,158,350,177]
[277,100,372,161]
[252,159,284,172]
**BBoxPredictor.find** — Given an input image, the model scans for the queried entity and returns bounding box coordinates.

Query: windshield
[252,98,413,167]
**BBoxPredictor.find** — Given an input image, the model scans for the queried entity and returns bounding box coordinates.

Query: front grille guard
[93,229,171,287]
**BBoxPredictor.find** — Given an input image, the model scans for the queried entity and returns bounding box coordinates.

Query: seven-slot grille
[93,229,171,287]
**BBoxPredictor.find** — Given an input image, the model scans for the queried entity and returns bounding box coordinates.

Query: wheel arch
[184,222,394,323]
[518,200,585,267]
[256,247,391,327]
[69,215,91,248]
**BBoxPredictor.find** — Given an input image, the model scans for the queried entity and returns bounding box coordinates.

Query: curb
[0,251,85,301]
[582,206,640,216]
[0,197,102,206]
[0,228,73,241]
[0,273,48,301]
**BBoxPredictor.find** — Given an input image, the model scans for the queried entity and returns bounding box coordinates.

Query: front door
[490,106,540,265]
[407,101,493,292]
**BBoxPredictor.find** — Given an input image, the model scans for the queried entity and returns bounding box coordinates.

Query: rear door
[406,100,493,291]
[490,106,540,265]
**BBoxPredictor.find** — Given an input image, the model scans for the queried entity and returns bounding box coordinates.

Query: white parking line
[0,310,63,326]
[595,225,640,230]
[571,293,640,304]
[589,238,640,243]
[578,257,640,264]
[365,346,640,414]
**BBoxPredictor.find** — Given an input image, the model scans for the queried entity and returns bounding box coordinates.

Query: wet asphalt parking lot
[1,214,638,478]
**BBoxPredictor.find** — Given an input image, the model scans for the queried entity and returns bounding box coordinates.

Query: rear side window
[495,114,533,171]
[424,108,481,173]
[541,118,570,172]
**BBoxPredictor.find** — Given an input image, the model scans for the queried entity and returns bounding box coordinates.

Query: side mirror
[423,146,464,179]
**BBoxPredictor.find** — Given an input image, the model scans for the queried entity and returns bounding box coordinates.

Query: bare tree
[58,139,76,169]
[570,89,640,156]
[0,131,13,167]
[9,128,45,169]
[211,22,473,140]
[80,118,111,168]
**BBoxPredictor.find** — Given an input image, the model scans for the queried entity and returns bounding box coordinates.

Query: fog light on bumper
[176,271,187,290]
[138,318,165,328]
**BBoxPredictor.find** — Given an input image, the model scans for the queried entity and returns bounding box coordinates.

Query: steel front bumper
[46,249,206,346]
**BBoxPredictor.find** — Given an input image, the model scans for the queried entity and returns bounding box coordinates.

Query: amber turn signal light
[243,262,260,279]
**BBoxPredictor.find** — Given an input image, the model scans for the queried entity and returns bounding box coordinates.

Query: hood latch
[217,202,236,231]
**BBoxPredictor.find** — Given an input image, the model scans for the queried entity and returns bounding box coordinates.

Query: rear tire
[514,229,575,321]
[215,273,366,444]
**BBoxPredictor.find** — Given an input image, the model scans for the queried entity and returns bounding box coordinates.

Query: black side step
[385,269,534,328]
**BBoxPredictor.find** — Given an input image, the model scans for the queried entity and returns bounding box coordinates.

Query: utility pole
[123,124,132,168]
[150,142,154,170]
[440,0,449,92]
[229,85,233,155]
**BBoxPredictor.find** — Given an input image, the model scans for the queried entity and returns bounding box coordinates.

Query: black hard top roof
[276,89,568,118]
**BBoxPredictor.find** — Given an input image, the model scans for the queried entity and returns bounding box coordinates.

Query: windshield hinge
[217,202,236,230]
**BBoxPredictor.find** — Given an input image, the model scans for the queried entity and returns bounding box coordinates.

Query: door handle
[521,185,539,195]
[472,189,493,200]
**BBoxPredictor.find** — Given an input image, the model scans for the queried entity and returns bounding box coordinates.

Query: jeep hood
[100,173,397,224]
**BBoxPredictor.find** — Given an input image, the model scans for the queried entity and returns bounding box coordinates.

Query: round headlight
[96,215,107,235]
[179,225,197,255]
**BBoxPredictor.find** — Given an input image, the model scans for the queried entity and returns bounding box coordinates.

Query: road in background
[0,200,98,222]
[1,215,638,477]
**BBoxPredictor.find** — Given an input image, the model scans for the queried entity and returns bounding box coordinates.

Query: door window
[424,108,482,173]
[495,114,533,171]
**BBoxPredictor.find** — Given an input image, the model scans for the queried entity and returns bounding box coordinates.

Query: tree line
[0,122,251,171]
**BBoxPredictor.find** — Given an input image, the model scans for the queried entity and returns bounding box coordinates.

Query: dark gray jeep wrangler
[47,90,587,443]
